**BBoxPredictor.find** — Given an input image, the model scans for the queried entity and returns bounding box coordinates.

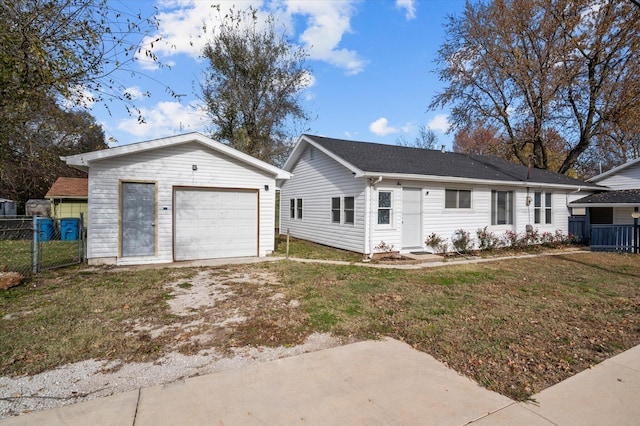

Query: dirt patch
[0,266,339,419]
[0,333,339,418]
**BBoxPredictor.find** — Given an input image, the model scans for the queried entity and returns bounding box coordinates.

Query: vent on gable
[309,146,315,160]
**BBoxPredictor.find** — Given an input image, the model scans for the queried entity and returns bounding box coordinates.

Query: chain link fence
[0,215,85,276]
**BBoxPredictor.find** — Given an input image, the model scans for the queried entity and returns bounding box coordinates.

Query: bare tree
[431,0,640,175]
[200,7,311,166]
[396,125,439,149]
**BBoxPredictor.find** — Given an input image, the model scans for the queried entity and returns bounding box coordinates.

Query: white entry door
[174,188,258,261]
[402,187,422,249]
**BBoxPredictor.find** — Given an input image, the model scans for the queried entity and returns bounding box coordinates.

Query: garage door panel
[174,188,258,261]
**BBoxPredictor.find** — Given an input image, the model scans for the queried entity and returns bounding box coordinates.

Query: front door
[121,182,156,257]
[402,187,422,249]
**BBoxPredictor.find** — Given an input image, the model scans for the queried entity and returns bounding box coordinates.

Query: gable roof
[63,132,291,180]
[588,157,640,183]
[286,135,599,189]
[45,177,88,198]
[569,189,640,207]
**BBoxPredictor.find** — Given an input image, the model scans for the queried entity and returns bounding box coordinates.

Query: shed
[46,177,88,226]
[63,133,291,266]
[0,198,17,216]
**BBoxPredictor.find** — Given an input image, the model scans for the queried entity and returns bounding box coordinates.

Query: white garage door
[174,188,258,261]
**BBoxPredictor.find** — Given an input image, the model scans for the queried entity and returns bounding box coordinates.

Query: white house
[63,133,290,266]
[280,135,600,255]
[568,157,640,251]
[569,157,640,225]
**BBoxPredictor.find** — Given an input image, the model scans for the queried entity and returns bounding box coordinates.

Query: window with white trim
[331,197,341,223]
[297,198,302,219]
[378,191,392,225]
[290,199,295,219]
[534,191,552,224]
[344,196,355,225]
[445,189,471,209]
[491,190,513,225]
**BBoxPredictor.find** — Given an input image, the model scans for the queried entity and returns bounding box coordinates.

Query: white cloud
[61,85,96,109]
[123,86,145,101]
[395,0,416,20]
[369,117,399,136]
[285,0,367,75]
[115,101,208,139]
[144,0,367,75]
[427,114,450,133]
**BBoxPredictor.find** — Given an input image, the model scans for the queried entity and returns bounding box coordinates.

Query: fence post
[286,228,290,260]
[31,215,38,273]
[79,212,86,262]
[634,207,639,255]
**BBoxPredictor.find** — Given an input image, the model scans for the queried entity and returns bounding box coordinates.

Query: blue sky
[91,0,468,149]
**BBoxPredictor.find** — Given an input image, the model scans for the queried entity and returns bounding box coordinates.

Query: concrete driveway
[2,338,639,425]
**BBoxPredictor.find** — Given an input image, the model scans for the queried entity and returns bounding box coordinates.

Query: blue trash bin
[60,218,80,241]
[36,218,54,242]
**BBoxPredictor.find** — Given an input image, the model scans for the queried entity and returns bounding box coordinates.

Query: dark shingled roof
[572,189,640,205]
[305,135,597,188]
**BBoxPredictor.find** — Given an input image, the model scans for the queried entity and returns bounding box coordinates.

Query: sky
[91,0,468,149]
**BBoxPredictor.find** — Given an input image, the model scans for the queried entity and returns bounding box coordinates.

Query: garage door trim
[172,186,260,261]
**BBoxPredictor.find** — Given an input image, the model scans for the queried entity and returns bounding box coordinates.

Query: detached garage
[63,133,290,266]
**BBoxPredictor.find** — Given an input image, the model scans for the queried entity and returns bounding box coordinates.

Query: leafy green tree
[1,97,107,209]
[200,7,311,165]
[431,0,640,175]
[1,0,169,207]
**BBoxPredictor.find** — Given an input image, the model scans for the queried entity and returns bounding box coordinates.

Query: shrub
[451,229,474,254]
[476,226,500,250]
[522,228,540,246]
[503,230,521,248]
[425,233,445,253]
[374,241,395,253]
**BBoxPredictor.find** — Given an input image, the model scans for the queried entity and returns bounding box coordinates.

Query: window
[445,189,471,209]
[534,192,553,224]
[545,192,552,224]
[290,199,295,219]
[331,197,341,223]
[378,191,392,225]
[344,197,355,225]
[297,198,302,219]
[491,190,513,225]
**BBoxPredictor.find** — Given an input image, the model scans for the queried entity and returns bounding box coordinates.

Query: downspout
[366,176,383,259]
[566,187,582,208]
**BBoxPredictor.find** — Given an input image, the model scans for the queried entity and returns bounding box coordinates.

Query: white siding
[281,145,582,255]
[595,162,640,190]
[614,207,635,225]
[280,146,366,253]
[390,183,576,253]
[87,142,276,265]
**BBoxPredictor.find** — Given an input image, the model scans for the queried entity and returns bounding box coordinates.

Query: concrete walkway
[2,338,639,425]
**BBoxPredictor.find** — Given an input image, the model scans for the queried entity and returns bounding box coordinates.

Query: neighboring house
[45,177,89,226]
[568,158,640,251]
[0,198,17,216]
[280,135,600,255]
[63,133,290,266]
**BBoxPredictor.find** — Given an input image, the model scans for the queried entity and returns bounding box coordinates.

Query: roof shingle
[305,135,597,188]
[45,177,88,198]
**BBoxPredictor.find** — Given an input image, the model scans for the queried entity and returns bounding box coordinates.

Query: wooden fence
[590,224,639,253]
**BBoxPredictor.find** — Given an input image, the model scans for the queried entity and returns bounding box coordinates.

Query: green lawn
[1,252,639,402]
[0,240,82,274]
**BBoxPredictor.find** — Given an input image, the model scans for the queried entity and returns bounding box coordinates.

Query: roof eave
[588,157,640,182]
[284,135,363,176]
[569,202,640,207]
[62,133,291,180]
[358,172,593,190]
